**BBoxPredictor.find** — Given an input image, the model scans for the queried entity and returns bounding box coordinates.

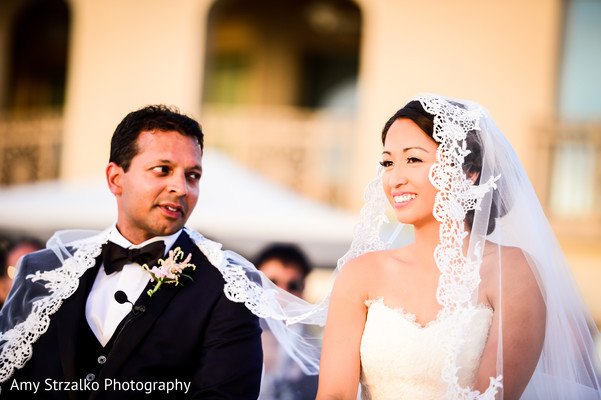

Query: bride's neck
[411,222,441,269]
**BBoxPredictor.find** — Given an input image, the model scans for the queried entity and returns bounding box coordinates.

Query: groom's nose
[167,171,189,196]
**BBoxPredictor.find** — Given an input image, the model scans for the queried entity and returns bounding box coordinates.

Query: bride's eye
[407,157,422,164]
[379,160,393,167]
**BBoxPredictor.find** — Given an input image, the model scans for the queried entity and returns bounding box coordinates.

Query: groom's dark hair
[109,104,204,172]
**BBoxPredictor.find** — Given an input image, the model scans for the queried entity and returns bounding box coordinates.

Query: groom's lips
[159,203,185,218]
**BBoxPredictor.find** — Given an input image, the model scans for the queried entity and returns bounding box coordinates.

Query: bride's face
[381,118,439,228]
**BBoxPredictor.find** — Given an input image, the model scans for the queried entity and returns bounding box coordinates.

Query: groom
[0,105,262,399]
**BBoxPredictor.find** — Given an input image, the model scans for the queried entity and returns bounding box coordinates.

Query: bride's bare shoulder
[335,248,404,288]
[481,242,540,294]
[482,242,529,270]
[340,248,400,272]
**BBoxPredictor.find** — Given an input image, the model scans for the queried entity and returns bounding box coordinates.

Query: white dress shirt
[85,226,182,346]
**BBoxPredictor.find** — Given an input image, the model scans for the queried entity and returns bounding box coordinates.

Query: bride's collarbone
[378,255,440,289]
[369,276,441,326]
[368,252,492,325]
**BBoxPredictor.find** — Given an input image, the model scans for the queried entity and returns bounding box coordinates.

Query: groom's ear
[106,162,124,195]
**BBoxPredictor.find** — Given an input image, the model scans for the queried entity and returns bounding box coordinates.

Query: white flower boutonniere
[143,247,196,297]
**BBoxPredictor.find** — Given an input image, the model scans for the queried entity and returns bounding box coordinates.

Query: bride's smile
[381,118,438,228]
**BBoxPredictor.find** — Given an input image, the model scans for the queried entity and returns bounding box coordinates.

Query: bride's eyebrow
[403,146,430,153]
[382,147,430,156]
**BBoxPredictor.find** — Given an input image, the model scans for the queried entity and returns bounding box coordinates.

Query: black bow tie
[102,241,166,275]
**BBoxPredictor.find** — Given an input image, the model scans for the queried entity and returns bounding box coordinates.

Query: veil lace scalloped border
[418,95,502,399]
[0,227,323,381]
[0,230,110,382]
[186,228,326,325]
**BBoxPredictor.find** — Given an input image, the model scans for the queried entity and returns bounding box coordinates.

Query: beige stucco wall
[61,0,213,179]
[59,0,561,187]
[351,0,560,208]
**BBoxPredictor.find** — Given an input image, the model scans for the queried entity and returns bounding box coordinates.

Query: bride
[316,94,601,399]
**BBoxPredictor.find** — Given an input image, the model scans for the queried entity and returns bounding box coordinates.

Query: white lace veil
[1,94,600,399]
[0,227,327,381]
[336,93,601,398]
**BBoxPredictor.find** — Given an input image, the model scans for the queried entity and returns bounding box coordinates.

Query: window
[549,0,601,220]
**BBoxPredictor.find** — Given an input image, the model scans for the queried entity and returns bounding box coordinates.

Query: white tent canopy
[0,150,358,268]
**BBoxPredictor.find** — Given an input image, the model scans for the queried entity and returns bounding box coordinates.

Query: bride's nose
[387,165,408,187]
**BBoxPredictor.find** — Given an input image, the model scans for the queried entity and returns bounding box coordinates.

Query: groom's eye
[186,171,201,181]
[152,166,170,174]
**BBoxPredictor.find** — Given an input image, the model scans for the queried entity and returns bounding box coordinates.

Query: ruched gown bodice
[359,298,493,400]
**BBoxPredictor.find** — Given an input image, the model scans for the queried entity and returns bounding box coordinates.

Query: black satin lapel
[96,231,199,381]
[56,259,100,399]
[164,230,198,263]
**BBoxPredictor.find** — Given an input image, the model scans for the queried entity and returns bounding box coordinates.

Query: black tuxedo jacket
[1,231,263,400]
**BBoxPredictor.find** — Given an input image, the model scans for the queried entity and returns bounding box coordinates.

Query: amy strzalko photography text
[4,378,191,395]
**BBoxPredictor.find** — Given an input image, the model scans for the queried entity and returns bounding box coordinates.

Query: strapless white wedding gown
[359,298,493,399]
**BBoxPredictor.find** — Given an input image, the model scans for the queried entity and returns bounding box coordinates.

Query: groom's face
[107,129,203,244]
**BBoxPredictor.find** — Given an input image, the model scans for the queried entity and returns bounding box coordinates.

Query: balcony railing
[200,104,356,208]
[0,105,356,208]
[0,108,63,185]
[540,121,601,237]
[2,106,599,227]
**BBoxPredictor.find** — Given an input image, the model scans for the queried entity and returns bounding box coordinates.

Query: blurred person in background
[0,237,44,308]
[256,243,319,400]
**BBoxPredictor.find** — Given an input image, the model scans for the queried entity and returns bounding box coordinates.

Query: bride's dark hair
[381,100,503,234]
